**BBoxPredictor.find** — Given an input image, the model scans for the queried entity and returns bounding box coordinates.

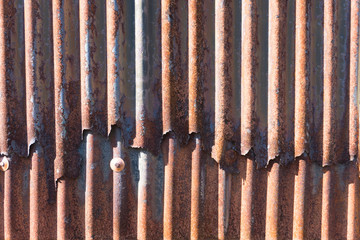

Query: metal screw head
[110,158,125,172]
[0,157,9,172]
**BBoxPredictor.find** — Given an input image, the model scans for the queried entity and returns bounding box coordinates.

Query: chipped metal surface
[0,0,359,239]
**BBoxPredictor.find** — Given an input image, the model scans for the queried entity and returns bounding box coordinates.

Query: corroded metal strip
[84,133,95,239]
[321,169,332,240]
[53,0,82,238]
[241,0,257,155]
[240,158,255,240]
[347,162,359,240]
[161,0,173,134]
[212,0,232,163]
[190,136,201,240]
[349,0,360,161]
[265,162,280,239]
[80,0,93,132]
[189,0,204,134]
[162,0,175,238]
[189,1,204,238]
[112,128,123,240]
[4,156,30,239]
[24,0,38,149]
[163,136,175,239]
[268,0,286,161]
[295,0,309,157]
[0,0,7,154]
[323,0,337,166]
[0,0,26,157]
[25,0,56,238]
[293,159,307,239]
[134,0,148,148]
[107,0,123,134]
[106,1,124,236]
[53,1,68,237]
[218,166,231,240]
[137,150,151,239]
[53,0,66,183]
[133,0,162,153]
[80,0,107,135]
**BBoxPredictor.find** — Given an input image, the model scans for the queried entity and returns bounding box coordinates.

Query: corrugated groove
[0,0,358,239]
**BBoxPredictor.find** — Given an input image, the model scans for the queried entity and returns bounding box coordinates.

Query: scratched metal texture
[0,0,359,239]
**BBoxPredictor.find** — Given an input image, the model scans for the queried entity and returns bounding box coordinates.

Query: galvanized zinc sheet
[0,0,359,239]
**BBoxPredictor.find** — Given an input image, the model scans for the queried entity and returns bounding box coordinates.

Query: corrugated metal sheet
[0,0,358,239]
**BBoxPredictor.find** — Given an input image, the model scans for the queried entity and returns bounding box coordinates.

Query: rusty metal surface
[0,0,359,239]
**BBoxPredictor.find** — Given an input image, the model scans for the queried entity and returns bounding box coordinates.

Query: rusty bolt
[110,158,125,172]
[0,157,9,172]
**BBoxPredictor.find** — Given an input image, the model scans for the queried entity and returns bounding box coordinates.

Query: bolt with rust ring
[0,157,9,172]
[110,157,125,172]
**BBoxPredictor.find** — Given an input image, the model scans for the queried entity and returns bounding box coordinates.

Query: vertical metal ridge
[293,1,309,238]
[106,0,124,238]
[25,0,56,239]
[163,135,175,239]
[188,1,204,239]
[265,162,280,239]
[52,1,67,238]
[321,168,332,240]
[349,0,360,161]
[218,165,231,240]
[294,0,309,157]
[137,150,152,240]
[80,0,93,133]
[188,0,204,134]
[0,0,8,154]
[161,0,175,239]
[2,1,28,238]
[0,0,27,157]
[212,0,233,164]
[161,0,174,135]
[4,157,30,239]
[53,0,82,239]
[268,0,286,161]
[240,157,255,240]
[323,0,337,166]
[241,0,258,155]
[80,0,107,135]
[112,128,123,240]
[266,0,286,237]
[293,159,307,240]
[84,132,95,239]
[213,1,233,238]
[347,162,359,240]
[24,0,40,152]
[133,0,162,153]
[134,0,148,148]
[190,136,201,240]
[107,0,123,134]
